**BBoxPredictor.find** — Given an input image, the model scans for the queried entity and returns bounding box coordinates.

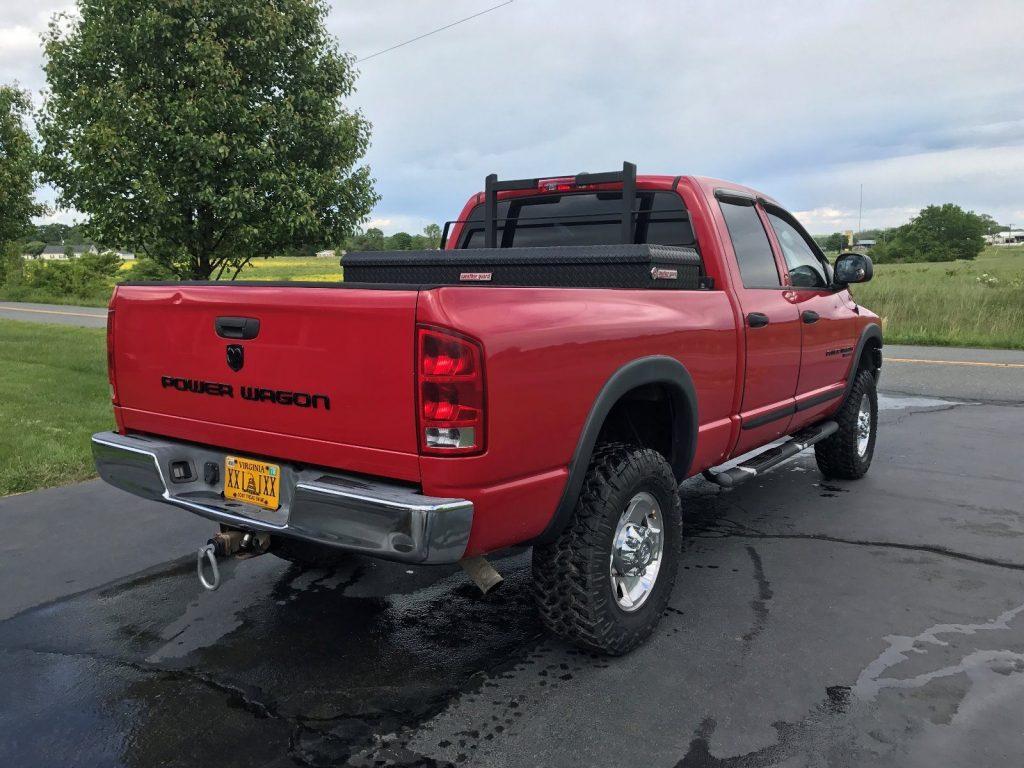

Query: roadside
[0,319,112,495]
[882,344,1024,402]
[1,246,1021,347]
[0,301,106,328]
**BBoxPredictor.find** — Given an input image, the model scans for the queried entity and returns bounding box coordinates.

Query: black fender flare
[842,323,883,403]
[535,356,698,543]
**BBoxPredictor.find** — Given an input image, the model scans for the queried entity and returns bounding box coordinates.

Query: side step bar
[704,421,839,488]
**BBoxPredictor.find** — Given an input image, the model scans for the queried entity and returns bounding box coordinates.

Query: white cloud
[34,207,82,226]
[7,0,1024,233]
[365,214,433,235]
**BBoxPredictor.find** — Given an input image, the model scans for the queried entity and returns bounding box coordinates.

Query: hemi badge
[460,272,493,282]
[651,267,678,280]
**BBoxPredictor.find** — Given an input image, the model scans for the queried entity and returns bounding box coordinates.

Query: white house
[25,244,135,260]
[31,244,98,260]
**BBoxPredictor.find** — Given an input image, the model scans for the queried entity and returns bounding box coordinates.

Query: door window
[765,211,829,289]
[719,200,781,288]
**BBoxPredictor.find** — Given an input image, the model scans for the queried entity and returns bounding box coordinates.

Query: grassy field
[854,246,1024,349]
[114,255,343,282]
[0,319,113,495]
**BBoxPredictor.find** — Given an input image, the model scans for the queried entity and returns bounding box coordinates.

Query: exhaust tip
[460,556,504,594]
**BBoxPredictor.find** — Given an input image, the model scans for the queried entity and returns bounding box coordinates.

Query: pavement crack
[695,528,1024,571]
[740,546,773,654]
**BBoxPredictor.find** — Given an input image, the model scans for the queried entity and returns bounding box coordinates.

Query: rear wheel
[532,443,682,655]
[270,537,350,568]
[814,368,878,480]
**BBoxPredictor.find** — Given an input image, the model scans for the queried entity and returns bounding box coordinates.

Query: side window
[765,211,828,289]
[719,200,781,288]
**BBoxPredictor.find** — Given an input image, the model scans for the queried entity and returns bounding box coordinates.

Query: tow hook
[196,529,271,591]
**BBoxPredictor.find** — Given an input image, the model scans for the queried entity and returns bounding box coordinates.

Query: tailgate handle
[215,316,260,340]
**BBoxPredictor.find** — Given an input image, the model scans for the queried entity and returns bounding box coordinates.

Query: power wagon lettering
[160,376,331,410]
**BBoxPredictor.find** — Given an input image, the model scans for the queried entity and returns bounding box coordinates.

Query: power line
[356,1,514,63]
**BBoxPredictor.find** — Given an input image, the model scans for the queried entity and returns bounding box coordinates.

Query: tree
[23,240,46,257]
[346,227,385,251]
[870,204,986,263]
[388,231,413,250]
[813,232,846,252]
[977,213,1008,236]
[38,0,378,280]
[422,223,442,249]
[0,86,45,245]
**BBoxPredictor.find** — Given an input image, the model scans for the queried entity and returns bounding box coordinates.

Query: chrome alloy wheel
[609,491,664,612]
[856,393,872,457]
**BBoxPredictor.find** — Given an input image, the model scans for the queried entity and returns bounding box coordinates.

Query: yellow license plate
[224,455,281,510]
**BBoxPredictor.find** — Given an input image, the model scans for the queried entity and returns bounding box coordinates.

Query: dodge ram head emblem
[226,344,244,372]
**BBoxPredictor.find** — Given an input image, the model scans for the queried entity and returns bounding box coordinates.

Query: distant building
[32,244,98,260]
[316,249,337,259]
[985,230,1024,245]
[25,244,135,260]
[853,239,876,252]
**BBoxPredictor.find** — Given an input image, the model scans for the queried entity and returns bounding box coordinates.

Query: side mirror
[834,252,873,285]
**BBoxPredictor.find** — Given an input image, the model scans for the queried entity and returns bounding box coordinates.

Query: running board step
[704,421,839,488]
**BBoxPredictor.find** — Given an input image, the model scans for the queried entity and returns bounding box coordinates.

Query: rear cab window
[456,190,696,249]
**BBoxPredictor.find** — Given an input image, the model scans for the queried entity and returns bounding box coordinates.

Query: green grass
[854,246,1024,349]
[241,255,341,281]
[0,319,114,495]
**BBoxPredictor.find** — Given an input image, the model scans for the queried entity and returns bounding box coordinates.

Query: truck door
[716,193,802,455]
[762,206,860,431]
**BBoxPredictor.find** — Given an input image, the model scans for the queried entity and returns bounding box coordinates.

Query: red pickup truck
[93,163,881,654]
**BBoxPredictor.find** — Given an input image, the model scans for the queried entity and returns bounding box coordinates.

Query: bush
[4,251,121,303]
[0,244,25,285]
[119,257,176,282]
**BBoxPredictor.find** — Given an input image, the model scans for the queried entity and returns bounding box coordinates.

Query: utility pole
[858,184,863,236]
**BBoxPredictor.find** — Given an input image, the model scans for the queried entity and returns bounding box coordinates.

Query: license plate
[224,455,281,510]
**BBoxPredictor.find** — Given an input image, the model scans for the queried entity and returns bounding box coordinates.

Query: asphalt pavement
[1,325,1023,766]
[0,301,107,327]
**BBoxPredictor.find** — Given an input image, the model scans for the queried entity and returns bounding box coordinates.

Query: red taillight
[417,326,485,455]
[106,309,118,404]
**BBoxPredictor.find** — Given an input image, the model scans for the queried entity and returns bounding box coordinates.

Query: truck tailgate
[110,284,420,481]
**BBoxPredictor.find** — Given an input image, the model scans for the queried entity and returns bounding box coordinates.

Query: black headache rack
[345,162,706,290]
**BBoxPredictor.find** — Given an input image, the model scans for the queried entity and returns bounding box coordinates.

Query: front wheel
[531,443,682,655]
[815,368,878,480]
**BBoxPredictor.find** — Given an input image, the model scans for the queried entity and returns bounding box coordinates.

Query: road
[0,301,107,327]
[1,330,1024,766]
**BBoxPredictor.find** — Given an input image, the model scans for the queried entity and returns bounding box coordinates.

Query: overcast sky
[3,0,1023,234]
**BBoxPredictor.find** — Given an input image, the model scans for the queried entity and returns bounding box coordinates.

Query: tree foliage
[870,204,987,263]
[0,86,45,245]
[813,232,847,252]
[343,224,442,252]
[38,0,378,280]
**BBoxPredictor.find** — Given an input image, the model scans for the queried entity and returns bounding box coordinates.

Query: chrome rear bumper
[91,431,473,564]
